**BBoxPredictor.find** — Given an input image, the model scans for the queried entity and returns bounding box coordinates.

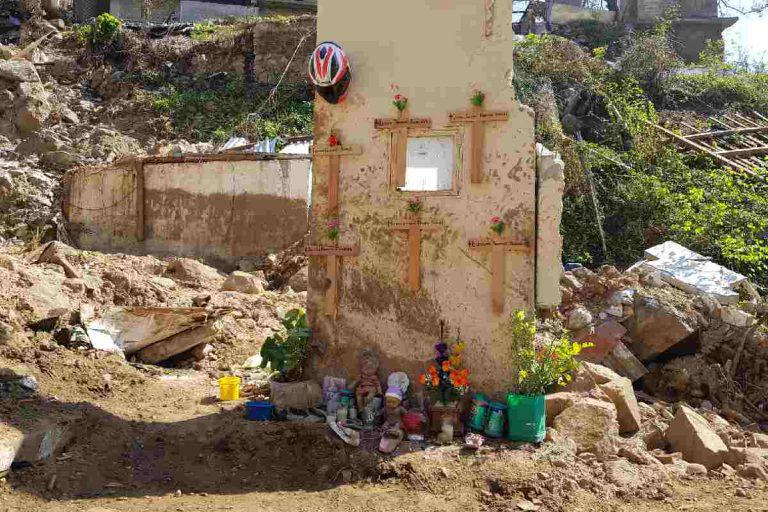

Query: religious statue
[354,349,382,410]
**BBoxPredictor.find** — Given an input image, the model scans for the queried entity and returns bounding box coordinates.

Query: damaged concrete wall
[309,0,549,392]
[65,154,310,270]
[536,144,565,310]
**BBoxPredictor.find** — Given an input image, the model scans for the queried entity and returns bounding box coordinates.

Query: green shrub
[259,309,311,382]
[77,13,123,47]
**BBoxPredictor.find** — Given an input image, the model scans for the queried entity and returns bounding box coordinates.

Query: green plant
[259,309,311,381]
[470,89,485,107]
[326,219,340,241]
[76,13,122,47]
[490,216,504,236]
[508,310,590,396]
[406,197,423,214]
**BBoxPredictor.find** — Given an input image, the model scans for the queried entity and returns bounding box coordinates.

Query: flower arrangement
[328,133,341,147]
[508,310,592,396]
[326,219,340,241]
[406,197,423,214]
[470,89,485,107]
[419,339,470,405]
[391,84,408,113]
[490,216,505,236]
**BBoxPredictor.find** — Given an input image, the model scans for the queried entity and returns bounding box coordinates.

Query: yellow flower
[455,341,465,353]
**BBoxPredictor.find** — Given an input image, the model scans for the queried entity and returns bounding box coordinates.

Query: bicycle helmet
[308,41,352,104]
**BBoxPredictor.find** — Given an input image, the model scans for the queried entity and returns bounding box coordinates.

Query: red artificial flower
[394,94,403,101]
[328,134,340,147]
[491,216,501,224]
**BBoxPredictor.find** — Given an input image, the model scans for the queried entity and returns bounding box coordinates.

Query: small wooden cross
[390,218,442,292]
[312,144,362,215]
[448,106,509,184]
[305,244,360,317]
[468,236,530,315]
[375,115,431,188]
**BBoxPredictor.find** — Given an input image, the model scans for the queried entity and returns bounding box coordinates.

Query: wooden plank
[326,255,338,317]
[305,245,360,256]
[374,118,432,130]
[686,126,768,140]
[135,326,215,364]
[390,221,442,230]
[328,155,340,214]
[393,127,408,188]
[715,146,768,157]
[312,145,362,157]
[491,244,505,315]
[407,224,420,292]
[134,160,145,241]
[471,119,484,184]
[448,111,509,123]
[468,237,529,249]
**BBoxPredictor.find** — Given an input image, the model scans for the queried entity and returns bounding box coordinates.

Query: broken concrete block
[627,293,697,361]
[665,405,728,469]
[604,458,640,487]
[553,398,619,456]
[221,271,265,295]
[738,463,768,481]
[166,258,223,285]
[599,377,641,434]
[720,306,754,328]
[602,341,648,382]
[545,392,577,426]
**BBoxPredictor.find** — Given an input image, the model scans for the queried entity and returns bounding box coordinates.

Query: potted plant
[419,338,470,433]
[506,310,591,442]
[260,309,320,410]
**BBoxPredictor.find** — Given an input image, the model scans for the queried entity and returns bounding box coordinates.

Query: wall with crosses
[307,0,563,392]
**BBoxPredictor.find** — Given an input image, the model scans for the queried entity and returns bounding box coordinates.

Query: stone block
[545,392,577,426]
[599,377,642,434]
[627,293,697,361]
[553,397,619,457]
[221,271,265,295]
[665,405,728,469]
[602,341,648,382]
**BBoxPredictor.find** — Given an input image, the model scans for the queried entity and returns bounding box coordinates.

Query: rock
[580,320,626,363]
[567,306,593,330]
[618,444,659,465]
[720,306,754,327]
[14,130,62,155]
[221,271,265,295]
[726,447,768,468]
[627,293,697,361]
[604,305,624,317]
[653,451,682,464]
[0,428,23,477]
[0,364,33,381]
[665,405,728,469]
[0,60,40,82]
[0,170,13,197]
[545,392,577,426]
[753,433,768,449]
[151,276,177,289]
[552,397,619,457]
[40,150,82,170]
[14,82,51,135]
[685,463,708,476]
[609,289,635,306]
[0,322,13,345]
[604,458,640,487]
[601,341,648,382]
[599,377,641,434]
[165,258,222,285]
[738,463,768,481]
[560,273,582,290]
[735,488,747,498]
[583,362,622,384]
[288,266,308,292]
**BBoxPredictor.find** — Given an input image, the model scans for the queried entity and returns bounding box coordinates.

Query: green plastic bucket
[506,393,546,443]
[484,401,507,438]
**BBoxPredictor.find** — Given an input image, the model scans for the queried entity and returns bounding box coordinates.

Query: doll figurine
[354,349,382,410]
[379,386,407,453]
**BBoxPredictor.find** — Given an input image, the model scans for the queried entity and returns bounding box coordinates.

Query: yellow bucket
[218,376,241,401]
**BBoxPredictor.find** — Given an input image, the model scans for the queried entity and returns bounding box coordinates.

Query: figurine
[354,349,382,410]
[379,386,407,453]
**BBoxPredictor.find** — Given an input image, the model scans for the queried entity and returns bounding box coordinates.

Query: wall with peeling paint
[64,154,311,271]
[308,0,544,394]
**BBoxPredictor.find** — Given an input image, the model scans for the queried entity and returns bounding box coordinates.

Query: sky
[722,4,768,63]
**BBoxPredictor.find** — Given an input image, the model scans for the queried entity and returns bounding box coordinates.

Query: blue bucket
[246,401,274,421]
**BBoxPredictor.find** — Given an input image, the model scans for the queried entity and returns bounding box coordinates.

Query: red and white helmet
[309,41,350,88]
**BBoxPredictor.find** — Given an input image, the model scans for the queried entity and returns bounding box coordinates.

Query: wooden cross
[374,116,431,188]
[448,106,509,184]
[468,236,530,315]
[390,218,442,292]
[312,144,362,215]
[305,244,360,317]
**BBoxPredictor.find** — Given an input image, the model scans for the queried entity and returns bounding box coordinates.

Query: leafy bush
[76,13,122,47]
[147,76,312,142]
[259,309,311,381]
[507,310,590,396]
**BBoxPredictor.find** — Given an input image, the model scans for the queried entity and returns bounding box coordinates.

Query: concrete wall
[536,144,565,310]
[551,4,616,23]
[179,0,259,22]
[110,0,179,23]
[65,154,311,270]
[308,0,549,394]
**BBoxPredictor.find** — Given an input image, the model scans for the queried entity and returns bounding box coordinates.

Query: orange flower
[431,377,439,386]
[428,365,438,376]
[419,374,426,385]
[441,361,450,372]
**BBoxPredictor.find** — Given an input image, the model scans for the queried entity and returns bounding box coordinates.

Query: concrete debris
[665,405,729,469]
[221,271,266,295]
[552,397,619,457]
[599,377,641,434]
[627,292,697,361]
[639,241,748,305]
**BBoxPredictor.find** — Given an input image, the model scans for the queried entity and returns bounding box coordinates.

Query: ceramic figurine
[354,349,382,410]
[379,386,406,453]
